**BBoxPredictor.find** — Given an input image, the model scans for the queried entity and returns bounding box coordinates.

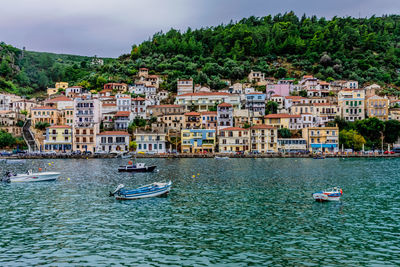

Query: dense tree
[278,128,292,138]
[339,129,366,151]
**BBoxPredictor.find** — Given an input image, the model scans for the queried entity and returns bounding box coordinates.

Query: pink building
[266,84,290,99]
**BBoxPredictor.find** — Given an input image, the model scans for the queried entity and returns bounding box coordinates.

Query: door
[149,144,152,151]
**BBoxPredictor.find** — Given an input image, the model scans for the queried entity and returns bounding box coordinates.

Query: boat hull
[312,193,341,202]
[9,172,60,183]
[118,165,157,172]
[115,185,171,200]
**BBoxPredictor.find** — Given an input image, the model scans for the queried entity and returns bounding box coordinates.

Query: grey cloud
[0,0,400,57]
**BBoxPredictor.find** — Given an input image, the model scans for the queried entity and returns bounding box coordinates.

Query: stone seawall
[2,153,400,159]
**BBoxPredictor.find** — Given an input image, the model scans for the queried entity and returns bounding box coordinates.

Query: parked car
[83,151,92,155]
[384,150,395,154]
[0,151,13,156]
[94,151,108,155]
[72,151,82,155]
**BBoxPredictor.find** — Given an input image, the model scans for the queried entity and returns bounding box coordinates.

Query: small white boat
[2,170,60,183]
[215,156,229,159]
[110,181,172,200]
[312,187,343,202]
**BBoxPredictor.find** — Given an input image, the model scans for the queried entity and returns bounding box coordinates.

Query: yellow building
[250,125,278,153]
[31,106,59,126]
[218,127,250,153]
[47,88,58,96]
[366,95,389,121]
[302,127,339,153]
[181,129,216,153]
[338,89,365,121]
[60,107,74,126]
[55,82,69,90]
[43,125,72,152]
[73,126,98,153]
[264,114,297,129]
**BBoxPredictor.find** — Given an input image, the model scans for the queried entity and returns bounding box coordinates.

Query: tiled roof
[48,125,71,128]
[250,125,276,129]
[184,112,201,116]
[46,96,73,102]
[115,111,131,117]
[98,131,130,136]
[200,111,217,115]
[178,92,231,97]
[132,97,146,101]
[220,127,247,131]
[32,106,57,110]
[218,102,232,107]
[265,114,301,118]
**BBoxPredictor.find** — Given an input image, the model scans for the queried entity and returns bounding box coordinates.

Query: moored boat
[2,170,60,183]
[312,187,343,202]
[215,156,229,159]
[109,181,172,200]
[118,162,156,172]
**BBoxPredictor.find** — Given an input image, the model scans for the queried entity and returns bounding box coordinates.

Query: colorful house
[302,127,339,153]
[181,129,216,153]
[44,125,72,152]
[250,125,278,153]
[218,127,250,153]
[96,131,130,153]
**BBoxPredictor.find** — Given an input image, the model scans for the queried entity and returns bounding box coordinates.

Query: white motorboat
[2,170,60,183]
[312,187,343,202]
[110,181,172,200]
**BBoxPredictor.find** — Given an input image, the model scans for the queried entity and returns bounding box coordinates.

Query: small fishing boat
[1,170,60,183]
[109,181,172,200]
[115,153,131,159]
[312,187,343,202]
[118,162,157,172]
[313,155,325,159]
[215,156,229,159]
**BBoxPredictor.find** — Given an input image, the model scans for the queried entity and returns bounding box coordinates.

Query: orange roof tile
[115,111,131,117]
[48,125,71,129]
[98,131,130,136]
[218,102,232,107]
[184,112,201,116]
[46,96,73,103]
[264,114,301,118]
[220,127,247,131]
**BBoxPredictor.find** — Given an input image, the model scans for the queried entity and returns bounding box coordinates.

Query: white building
[96,131,130,153]
[175,92,241,111]
[134,131,167,154]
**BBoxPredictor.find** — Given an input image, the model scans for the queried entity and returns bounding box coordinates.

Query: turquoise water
[0,158,399,266]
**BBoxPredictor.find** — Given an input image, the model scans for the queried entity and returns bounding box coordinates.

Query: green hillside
[2,12,400,96]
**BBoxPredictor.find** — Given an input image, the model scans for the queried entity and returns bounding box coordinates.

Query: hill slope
[2,12,400,96]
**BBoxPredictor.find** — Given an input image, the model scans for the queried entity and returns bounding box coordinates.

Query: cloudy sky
[1,0,400,57]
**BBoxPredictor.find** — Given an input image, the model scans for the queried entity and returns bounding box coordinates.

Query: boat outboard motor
[109,184,125,197]
[1,172,11,183]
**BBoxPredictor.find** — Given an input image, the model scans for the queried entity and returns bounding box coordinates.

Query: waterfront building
[245,92,266,116]
[250,125,278,153]
[134,131,167,154]
[44,125,72,152]
[338,89,365,121]
[181,129,216,153]
[73,96,101,152]
[217,102,233,130]
[366,95,389,121]
[175,92,241,111]
[200,111,217,129]
[96,131,130,153]
[302,127,339,153]
[218,127,250,153]
[177,79,194,96]
[277,138,307,153]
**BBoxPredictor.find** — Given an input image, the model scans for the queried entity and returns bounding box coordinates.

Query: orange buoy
[38,168,42,172]
[128,161,133,165]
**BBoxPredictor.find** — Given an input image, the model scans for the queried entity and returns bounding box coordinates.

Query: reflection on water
[0,158,399,265]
